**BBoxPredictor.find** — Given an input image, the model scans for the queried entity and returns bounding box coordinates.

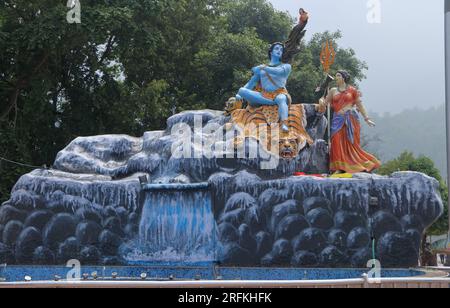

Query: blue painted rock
[75,221,102,246]
[80,246,101,265]
[255,231,273,260]
[2,220,24,247]
[306,208,333,230]
[334,211,365,233]
[319,246,346,267]
[15,227,43,264]
[291,251,318,267]
[99,230,122,256]
[218,223,239,243]
[371,211,402,239]
[275,215,309,240]
[377,232,418,268]
[33,246,56,265]
[0,205,27,224]
[347,227,370,250]
[302,197,332,215]
[238,224,256,252]
[57,237,80,264]
[43,214,77,249]
[24,210,54,231]
[328,229,347,250]
[292,228,327,254]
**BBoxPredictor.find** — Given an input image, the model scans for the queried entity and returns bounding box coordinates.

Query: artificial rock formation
[0,106,443,268]
[211,171,443,268]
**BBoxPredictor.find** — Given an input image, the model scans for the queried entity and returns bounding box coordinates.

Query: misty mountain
[361,105,448,179]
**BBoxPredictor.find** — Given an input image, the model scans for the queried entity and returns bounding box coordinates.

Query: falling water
[129,187,217,263]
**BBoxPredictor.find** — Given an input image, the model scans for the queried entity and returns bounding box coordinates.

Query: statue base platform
[0,109,443,268]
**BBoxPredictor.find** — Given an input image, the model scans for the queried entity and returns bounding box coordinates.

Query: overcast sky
[268,0,446,114]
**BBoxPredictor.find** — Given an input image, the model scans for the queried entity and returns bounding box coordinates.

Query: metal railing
[0,276,448,289]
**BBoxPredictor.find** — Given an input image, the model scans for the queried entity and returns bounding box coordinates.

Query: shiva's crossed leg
[237,88,289,132]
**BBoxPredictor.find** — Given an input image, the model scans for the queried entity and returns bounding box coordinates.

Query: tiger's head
[224,97,244,116]
[278,134,307,159]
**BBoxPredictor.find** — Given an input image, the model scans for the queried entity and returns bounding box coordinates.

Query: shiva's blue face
[271,44,284,59]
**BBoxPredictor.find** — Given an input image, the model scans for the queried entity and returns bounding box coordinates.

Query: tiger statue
[225,97,314,159]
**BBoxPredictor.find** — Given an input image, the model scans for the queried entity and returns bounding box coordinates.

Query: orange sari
[330,87,381,173]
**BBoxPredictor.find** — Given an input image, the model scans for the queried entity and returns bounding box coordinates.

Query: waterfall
[129,186,218,263]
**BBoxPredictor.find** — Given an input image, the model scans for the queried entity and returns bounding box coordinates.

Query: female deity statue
[317,70,381,174]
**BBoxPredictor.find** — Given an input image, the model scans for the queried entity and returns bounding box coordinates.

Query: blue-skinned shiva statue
[236,43,292,132]
[228,8,310,133]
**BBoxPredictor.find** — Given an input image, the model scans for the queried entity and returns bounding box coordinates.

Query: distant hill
[362,105,448,180]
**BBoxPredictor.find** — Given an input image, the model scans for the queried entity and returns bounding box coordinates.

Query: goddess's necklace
[337,85,348,93]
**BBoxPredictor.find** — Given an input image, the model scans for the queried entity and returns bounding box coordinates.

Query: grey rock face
[0,205,27,225]
[271,200,302,232]
[347,227,370,250]
[57,237,80,264]
[255,231,273,260]
[328,229,347,251]
[275,215,309,240]
[80,246,101,264]
[292,251,318,267]
[218,223,239,243]
[0,242,15,264]
[99,230,122,256]
[24,210,54,231]
[15,227,43,263]
[46,108,330,183]
[221,243,253,266]
[319,246,347,267]
[2,221,24,247]
[211,171,443,268]
[377,232,419,268]
[43,214,77,249]
[33,246,56,265]
[238,224,257,252]
[0,108,328,264]
[0,109,444,268]
[293,229,328,254]
[306,208,334,230]
[76,221,102,246]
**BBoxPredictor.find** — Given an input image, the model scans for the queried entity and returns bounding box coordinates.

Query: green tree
[0,0,368,204]
[219,0,293,43]
[0,0,138,201]
[0,0,217,201]
[191,29,267,110]
[378,151,449,236]
[288,31,368,105]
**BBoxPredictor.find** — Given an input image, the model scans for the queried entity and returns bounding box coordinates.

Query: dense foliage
[0,0,368,202]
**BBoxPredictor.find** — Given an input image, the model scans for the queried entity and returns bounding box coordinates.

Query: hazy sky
[268,0,446,114]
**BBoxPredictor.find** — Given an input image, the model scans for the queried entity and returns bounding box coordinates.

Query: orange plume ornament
[320,40,336,73]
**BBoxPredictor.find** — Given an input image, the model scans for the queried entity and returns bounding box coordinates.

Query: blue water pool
[0,264,425,282]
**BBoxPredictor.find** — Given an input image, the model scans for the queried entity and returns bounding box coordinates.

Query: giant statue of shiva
[235,43,293,132]
[231,9,309,133]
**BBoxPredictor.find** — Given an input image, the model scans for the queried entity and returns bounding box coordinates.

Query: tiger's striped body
[229,104,314,158]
